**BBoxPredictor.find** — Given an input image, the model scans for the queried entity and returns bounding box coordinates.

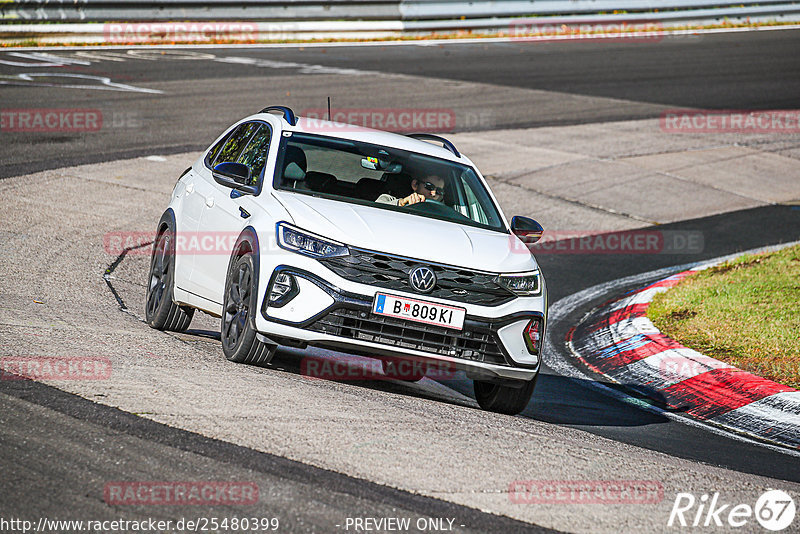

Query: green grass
[648,244,800,389]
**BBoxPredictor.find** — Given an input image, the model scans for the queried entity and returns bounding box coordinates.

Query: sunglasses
[421,181,447,195]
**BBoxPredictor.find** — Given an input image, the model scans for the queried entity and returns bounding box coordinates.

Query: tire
[473,374,538,415]
[145,228,194,332]
[382,358,425,382]
[221,252,276,365]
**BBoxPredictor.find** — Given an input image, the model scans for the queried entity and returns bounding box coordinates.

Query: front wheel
[221,253,276,365]
[473,375,537,415]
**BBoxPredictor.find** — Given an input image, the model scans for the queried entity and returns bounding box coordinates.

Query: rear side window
[205,134,228,167]
[237,125,271,182]
[215,122,259,165]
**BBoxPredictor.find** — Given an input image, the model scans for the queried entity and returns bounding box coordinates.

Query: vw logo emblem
[409,266,436,293]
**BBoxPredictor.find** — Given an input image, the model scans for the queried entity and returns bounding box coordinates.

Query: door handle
[186,183,195,194]
[205,197,214,208]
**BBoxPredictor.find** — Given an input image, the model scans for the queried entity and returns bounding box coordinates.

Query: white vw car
[146,106,547,414]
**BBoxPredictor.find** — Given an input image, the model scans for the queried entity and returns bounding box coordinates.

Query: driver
[376,175,445,206]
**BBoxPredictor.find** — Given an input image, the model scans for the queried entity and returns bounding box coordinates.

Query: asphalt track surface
[1,29,800,532]
[2,29,800,178]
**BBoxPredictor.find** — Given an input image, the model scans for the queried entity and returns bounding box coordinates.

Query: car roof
[251,112,470,165]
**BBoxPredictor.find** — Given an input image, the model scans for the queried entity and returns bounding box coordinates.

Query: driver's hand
[399,193,425,207]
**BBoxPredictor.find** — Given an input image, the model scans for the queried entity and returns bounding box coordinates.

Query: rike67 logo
[668,490,796,531]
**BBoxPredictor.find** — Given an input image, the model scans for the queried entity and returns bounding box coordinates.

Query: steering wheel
[403,199,475,223]
[404,199,447,213]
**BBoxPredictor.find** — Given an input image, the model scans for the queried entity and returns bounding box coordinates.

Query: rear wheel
[221,252,276,365]
[145,228,194,332]
[473,375,537,415]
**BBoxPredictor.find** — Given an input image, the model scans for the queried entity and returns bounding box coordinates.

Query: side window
[237,124,271,185]
[205,134,229,168]
[214,122,259,166]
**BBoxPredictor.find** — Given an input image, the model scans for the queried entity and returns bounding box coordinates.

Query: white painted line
[0,51,92,67]
[214,55,377,76]
[0,73,163,94]
[73,51,130,62]
[127,49,216,61]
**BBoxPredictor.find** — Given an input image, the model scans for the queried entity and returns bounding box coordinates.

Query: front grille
[308,307,508,365]
[319,248,514,306]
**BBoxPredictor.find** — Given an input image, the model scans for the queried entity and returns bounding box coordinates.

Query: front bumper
[257,265,545,383]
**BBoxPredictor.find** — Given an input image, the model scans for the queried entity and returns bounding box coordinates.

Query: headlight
[276,222,349,258]
[495,271,541,296]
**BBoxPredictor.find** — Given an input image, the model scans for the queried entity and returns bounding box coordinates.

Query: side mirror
[213,162,258,194]
[510,216,544,244]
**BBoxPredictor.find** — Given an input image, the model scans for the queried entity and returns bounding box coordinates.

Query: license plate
[372,293,466,330]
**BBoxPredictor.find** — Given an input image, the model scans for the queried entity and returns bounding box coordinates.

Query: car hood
[272,191,538,273]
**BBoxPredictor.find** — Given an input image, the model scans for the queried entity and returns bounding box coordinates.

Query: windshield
[272,132,506,232]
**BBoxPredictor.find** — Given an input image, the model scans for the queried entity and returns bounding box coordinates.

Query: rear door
[173,129,231,295]
[191,121,273,305]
